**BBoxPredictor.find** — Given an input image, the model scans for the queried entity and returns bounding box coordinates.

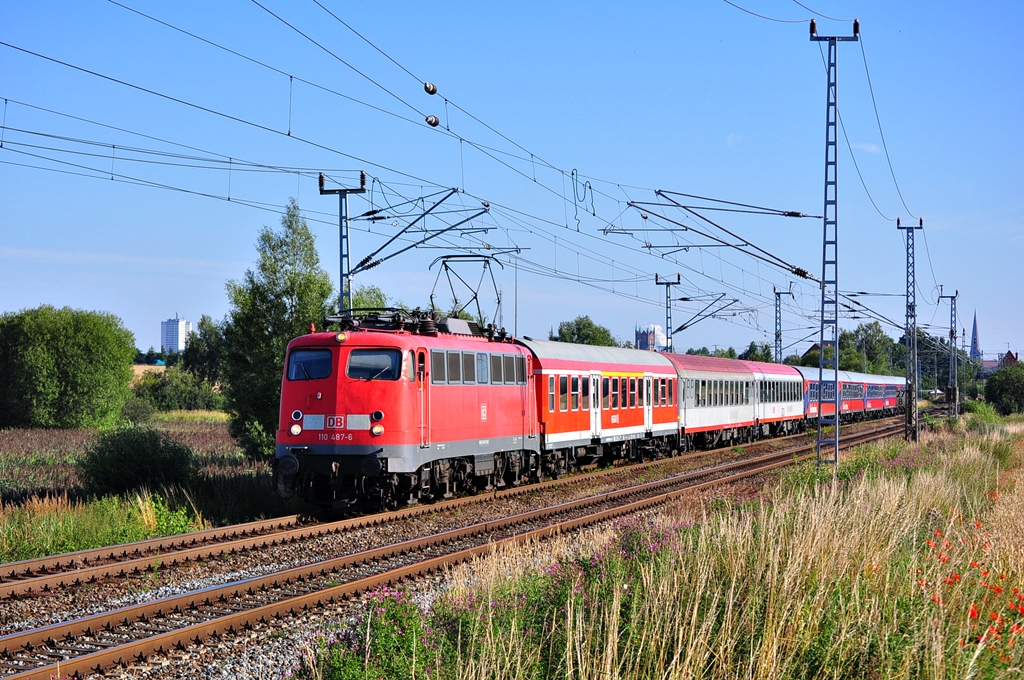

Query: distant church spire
[970,310,983,361]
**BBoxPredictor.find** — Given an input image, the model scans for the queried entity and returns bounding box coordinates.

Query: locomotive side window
[559,375,568,411]
[462,352,476,383]
[548,375,555,411]
[611,377,619,409]
[447,351,462,383]
[504,356,516,385]
[287,349,332,381]
[490,355,503,384]
[571,376,580,410]
[515,355,526,384]
[602,377,610,409]
[477,353,489,384]
[347,348,402,381]
[431,351,446,383]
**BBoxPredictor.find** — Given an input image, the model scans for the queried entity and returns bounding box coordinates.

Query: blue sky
[2,1,1020,361]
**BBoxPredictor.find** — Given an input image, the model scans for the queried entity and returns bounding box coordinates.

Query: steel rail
[0,424,903,678]
[0,414,904,598]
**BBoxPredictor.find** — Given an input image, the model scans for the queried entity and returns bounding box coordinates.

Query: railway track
[0,421,902,679]
[0,416,900,600]
[0,415,905,600]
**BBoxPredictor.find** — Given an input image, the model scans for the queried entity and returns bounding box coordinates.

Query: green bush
[121,392,155,423]
[78,426,196,495]
[0,306,135,428]
[985,363,1024,414]
[132,366,224,412]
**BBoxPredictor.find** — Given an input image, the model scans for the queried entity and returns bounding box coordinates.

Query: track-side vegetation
[292,413,1024,680]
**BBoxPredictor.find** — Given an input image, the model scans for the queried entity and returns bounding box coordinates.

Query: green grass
[0,491,201,563]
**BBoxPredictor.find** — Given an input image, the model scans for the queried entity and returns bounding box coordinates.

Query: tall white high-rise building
[161,314,193,354]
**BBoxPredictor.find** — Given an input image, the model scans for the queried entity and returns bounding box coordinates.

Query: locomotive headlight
[335,332,348,343]
[289,423,302,436]
[370,424,384,436]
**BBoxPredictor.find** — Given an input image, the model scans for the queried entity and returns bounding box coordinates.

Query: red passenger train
[274,311,905,508]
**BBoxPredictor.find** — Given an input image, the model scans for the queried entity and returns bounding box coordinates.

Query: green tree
[352,284,389,310]
[550,316,622,346]
[222,199,336,457]
[738,341,773,363]
[0,305,135,428]
[181,314,224,385]
[985,363,1024,414]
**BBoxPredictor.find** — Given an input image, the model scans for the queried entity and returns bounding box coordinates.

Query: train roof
[790,365,906,385]
[516,338,676,371]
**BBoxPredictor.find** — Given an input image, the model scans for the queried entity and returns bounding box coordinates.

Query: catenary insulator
[424,82,437,95]
[425,115,440,127]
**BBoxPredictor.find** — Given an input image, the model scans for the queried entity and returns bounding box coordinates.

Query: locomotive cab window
[287,348,332,381]
[347,348,402,381]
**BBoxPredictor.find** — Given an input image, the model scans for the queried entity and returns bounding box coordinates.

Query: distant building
[160,314,192,354]
[635,324,668,351]
[970,311,983,361]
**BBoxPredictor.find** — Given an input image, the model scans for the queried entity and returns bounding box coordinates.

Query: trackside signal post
[899,217,923,441]
[319,171,366,313]
[810,18,859,469]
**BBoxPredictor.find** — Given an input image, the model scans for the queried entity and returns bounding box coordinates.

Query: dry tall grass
[431,428,1023,679]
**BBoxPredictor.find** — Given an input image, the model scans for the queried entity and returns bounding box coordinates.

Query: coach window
[559,375,568,411]
[504,356,516,385]
[548,375,555,412]
[447,351,462,384]
[571,376,580,410]
[611,377,620,409]
[515,356,526,384]
[582,377,590,410]
[620,377,627,409]
[628,377,636,408]
[668,380,674,406]
[602,377,610,409]
[477,353,489,384]
[490,355,503,384]
[430,350,446,384]
[639,379,646,408]
[462,352,476,383]
[661,379,667,407]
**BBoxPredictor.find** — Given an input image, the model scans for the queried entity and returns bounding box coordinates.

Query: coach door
[589,372,602,439]
[644,375,654,434]
[416,349,429,447]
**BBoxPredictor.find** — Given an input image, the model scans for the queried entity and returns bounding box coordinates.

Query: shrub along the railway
[77,425,196,495]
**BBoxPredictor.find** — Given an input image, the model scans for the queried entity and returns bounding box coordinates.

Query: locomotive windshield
[287,349,333,380]
[347,348,402,381]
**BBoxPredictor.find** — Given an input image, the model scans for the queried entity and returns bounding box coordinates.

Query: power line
[721,0,806,23]
[859,35,917,219]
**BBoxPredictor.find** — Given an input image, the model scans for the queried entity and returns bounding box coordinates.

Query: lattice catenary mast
[938,287,959,418]
[898,217,923,441]
[656,274,681,352]
[810,18,859,469]
[319,171,366,312]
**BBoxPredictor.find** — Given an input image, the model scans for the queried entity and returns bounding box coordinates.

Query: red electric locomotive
[275,312,540,508]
